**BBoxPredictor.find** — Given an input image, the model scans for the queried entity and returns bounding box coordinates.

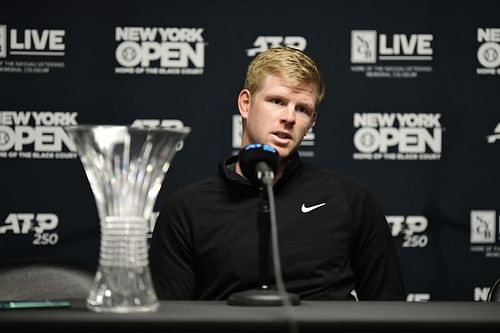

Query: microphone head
[239,144,279,186]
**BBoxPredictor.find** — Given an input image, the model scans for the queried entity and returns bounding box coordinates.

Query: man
[150,47,406,300]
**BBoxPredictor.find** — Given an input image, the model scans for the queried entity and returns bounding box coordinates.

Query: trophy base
[87,302,160,314]
[86,265,159,313]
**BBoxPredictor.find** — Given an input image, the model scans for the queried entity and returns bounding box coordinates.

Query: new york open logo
[353,113,442,160]
[0,213,59,245]
[350,30,433,78]
[246,36,307,57]
[115,26,205,75]
[477,28,500,75]
[0,111,78,159]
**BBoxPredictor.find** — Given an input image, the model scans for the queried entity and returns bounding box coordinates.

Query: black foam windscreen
[238,144,279,186]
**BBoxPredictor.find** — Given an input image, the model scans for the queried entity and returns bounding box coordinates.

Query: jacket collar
[218,150,303,189]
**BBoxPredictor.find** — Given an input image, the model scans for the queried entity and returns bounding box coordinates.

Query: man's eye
[271,98,282,105]
[296,106,311,114]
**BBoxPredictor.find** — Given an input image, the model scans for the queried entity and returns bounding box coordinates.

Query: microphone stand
[227,170,301,306]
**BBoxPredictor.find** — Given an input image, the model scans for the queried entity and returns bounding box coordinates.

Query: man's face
[238,74,318,160]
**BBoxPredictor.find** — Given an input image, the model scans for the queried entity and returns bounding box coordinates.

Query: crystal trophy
[65,125,190,313]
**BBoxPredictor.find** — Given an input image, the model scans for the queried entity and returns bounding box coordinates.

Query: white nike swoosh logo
[301,202,326,213]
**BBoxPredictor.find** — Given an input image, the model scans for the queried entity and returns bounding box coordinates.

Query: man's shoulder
[168,175,222,200]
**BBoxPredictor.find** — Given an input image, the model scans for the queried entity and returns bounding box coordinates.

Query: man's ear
[237,89,251,120]
[310,111,317,129]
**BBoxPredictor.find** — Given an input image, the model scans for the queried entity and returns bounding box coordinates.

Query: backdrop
[1,0,499,302]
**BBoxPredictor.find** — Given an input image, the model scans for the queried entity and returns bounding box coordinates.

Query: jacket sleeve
[149,191,195,300]
[347,183,406,300]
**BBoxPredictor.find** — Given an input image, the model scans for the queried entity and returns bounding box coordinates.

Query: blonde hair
[244,47,325,106]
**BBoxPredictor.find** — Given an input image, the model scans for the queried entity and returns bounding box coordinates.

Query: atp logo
[0,213,59,245]
[131,119,187,151]
[386,215,429,248]
[246,36,307,57]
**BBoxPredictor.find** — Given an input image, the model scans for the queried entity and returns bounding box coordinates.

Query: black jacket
[150,152,406,300]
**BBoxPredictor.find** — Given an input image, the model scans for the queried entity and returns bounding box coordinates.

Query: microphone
[239,144,279,186]
[229,143,302,309]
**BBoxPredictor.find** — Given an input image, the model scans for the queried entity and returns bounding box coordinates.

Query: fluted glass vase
[65,125,190,313]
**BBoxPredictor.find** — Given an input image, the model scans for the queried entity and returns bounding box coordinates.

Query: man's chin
[275,148,295,161]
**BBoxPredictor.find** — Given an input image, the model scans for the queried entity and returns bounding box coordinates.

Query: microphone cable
[265,181,300,333]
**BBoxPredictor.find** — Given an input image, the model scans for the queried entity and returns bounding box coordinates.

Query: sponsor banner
[114,26,206,75]
[406,293,431,302]
[353,113,442,160]
[350,30,433,78]
[387,215,429,248]
[476,28,500,75]
[0,25,65,74]
[131,118,187,151]
[231,114,316,157]
[131,119,185,130]
[0,213,60,246]
[0,111,78,159]
[487,123,500,143]
[474,287,491,301]
[470,210,500,258]
[246,36,307,57]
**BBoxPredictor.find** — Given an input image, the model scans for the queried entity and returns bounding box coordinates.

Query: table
[1,300,499,332]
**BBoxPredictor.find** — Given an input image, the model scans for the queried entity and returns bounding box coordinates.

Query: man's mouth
[273,131,292,140]
[272,131,293,145]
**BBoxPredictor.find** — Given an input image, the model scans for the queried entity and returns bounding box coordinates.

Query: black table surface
[1,300,499,332]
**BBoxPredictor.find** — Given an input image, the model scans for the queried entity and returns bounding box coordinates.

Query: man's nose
[280,105,296,124]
